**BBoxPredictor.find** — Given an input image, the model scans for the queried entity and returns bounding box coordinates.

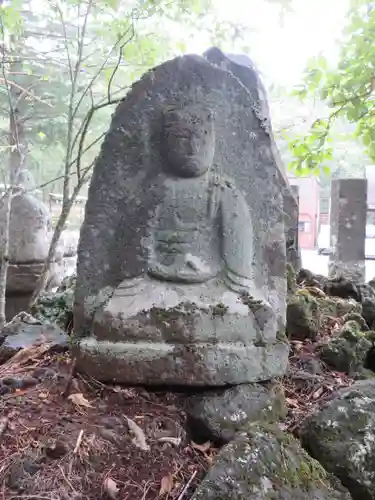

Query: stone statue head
[162,103,215,178]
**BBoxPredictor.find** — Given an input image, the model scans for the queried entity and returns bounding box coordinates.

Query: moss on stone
[286,263,297,295]
[320,327,372,376]
[211,302,229,317]
[286,294,320,341]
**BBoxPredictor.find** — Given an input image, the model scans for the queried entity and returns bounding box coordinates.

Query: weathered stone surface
[204,47,301,271]
[284,185,301,270]
[342,312,369,331]
[301,380,375,500]
[316,295,362,317]
[0,313,68,362]
[0,190,66,294]
[31,274,76,329]
[192,425,351,500]
[329,178,367,283]
[186,383,286,444]
[0,193,52,263]
[6,261,64,294]
[286,294,320,340]
[324,276,361,301]
[320,320,372,376]
[74,52,288,385]
[361,297,375,329]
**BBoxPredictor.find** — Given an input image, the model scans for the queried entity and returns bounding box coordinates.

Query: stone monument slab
[73,52,289,385]
[329,178,367,283]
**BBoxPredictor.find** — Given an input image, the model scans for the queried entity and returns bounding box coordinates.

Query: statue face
[163,106,215,178]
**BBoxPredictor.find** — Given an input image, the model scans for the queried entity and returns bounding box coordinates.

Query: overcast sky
[186,0,350,87]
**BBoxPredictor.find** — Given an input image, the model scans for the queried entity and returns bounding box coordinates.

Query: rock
[192,424,351,500]
[286,294,320,340]
[0,193,52,263]
[300,379,375,500]
[361,297,375,329]
[73,50,289,385]
[320,320,372,375]
[324,276,361,301]
[317,295,362,317]
[286,263,297,295]
[297,269,327,289]
[31,274,76,329]
[6,261,64,294]
[342,312,369,331]
[186,383,286,444]
[0,313,68,363]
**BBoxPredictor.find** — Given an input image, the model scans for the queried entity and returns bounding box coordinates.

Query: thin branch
[0,77,53,107]
[76,98,123,181]
[69,25,134,159]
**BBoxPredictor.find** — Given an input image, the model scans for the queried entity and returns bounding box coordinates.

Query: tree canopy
[0,0,232,197]
[287,0,375,176]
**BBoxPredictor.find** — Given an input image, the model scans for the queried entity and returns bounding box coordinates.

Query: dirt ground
[0,310,355,500]
[0,346,214,500]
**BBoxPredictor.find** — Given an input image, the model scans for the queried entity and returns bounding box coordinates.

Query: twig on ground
[58,464,76,493]
[177,470,198,500]
[73,429,84,454]
[0,416,8,440]
[61,357,77,398]
[140,481,151,500]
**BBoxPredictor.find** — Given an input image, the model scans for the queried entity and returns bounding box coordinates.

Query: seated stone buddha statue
[93,102,276,348]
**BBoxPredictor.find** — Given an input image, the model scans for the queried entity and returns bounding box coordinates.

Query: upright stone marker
[74,52,289,385]
[329,178,367,283]
[284,185,301,270]
[204,47,301,270]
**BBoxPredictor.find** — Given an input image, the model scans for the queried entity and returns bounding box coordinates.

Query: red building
[287,173,320,250]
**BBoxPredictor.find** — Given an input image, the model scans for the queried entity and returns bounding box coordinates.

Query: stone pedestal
[329,179,367,283]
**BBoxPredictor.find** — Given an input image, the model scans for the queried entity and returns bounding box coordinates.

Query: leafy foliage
[287,0,375,175]
[0,0,229,195]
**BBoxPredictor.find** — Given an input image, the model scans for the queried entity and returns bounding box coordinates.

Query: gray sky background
[186,0,350,87]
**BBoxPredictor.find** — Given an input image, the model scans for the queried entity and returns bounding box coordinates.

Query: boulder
[301,379,375,500]
[192,425,351,499]
[361,297,375,329]
[31,274,76,329]
[286,294,320,340]
[185,383,286,444]
[320,320,372,376]
[316,296,362,318]
[342,312,369,331]
[0,312,68,363]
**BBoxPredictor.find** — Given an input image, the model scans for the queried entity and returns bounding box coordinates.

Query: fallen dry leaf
[312,386,324,400]
[0,344,52,376]
[159,474,174,496]
[126,416,150,451]
[103,477,119,499]
[191,441,212,453]
[158,436,182,446]
[38,392,49,400]
[68,393,93,408]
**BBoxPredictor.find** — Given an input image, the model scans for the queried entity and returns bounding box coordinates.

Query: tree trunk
[0,35,27,327]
